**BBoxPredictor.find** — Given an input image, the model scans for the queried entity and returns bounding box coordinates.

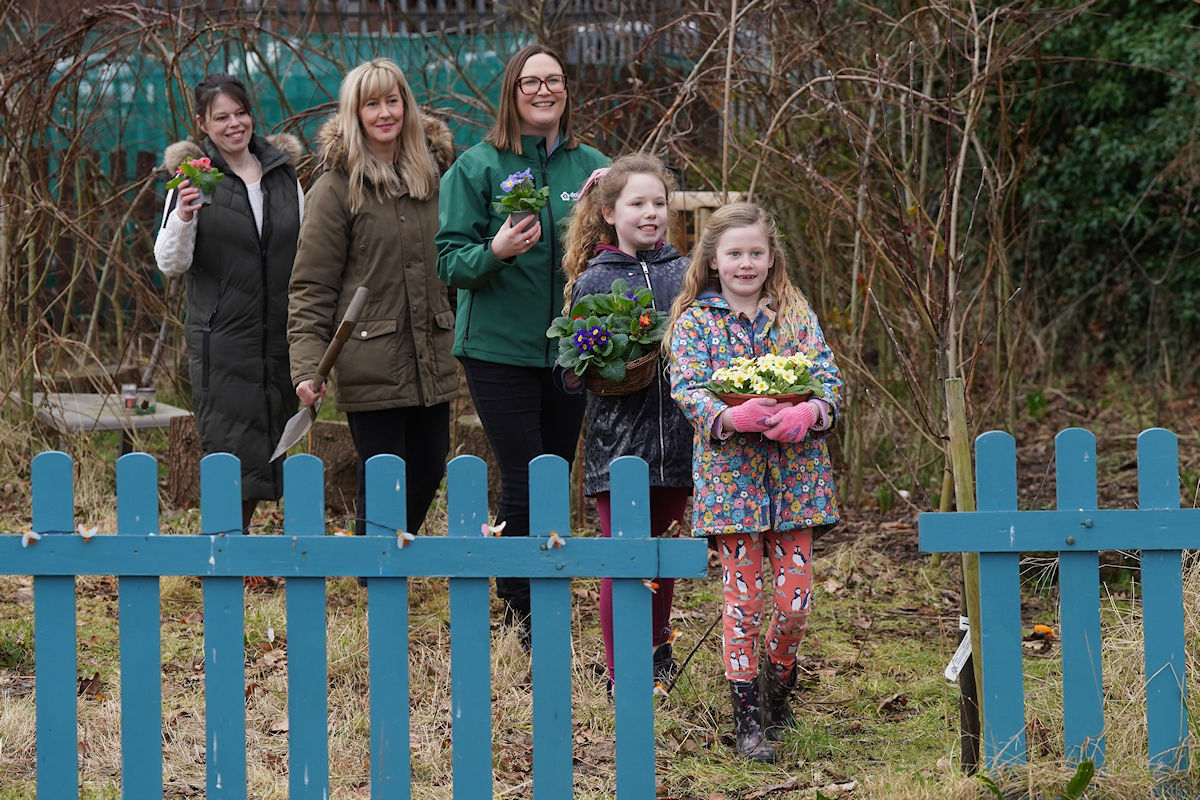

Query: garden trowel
[270,285,369,462]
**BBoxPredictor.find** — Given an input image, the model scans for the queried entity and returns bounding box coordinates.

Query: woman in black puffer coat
[561,153,693,694]
[154,73,302,531]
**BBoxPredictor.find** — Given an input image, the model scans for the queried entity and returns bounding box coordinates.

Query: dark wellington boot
[759,660,797,741]
[728,679,777,763]
[652,642,678,683]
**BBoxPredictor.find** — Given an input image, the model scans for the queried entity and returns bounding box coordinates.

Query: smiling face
[603,172,669,255]
[711,224,773,316]
[198,92,253,160]
[358,83,404,160]
[515,53,567,142]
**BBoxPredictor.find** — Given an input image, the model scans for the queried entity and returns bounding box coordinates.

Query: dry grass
[4,519,1200,798]
[6,413,1200,798]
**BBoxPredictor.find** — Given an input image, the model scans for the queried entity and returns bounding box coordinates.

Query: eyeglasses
[515,75,567,95]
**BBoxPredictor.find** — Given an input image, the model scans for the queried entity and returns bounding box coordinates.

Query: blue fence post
[974,432,1026,770]
[1055,428,1105,767]
[446,454,493,798]
[200,452,247,798]
[14,446,712,797]
[283,454,330,799]
[528,454,573,800]
[31,451,79,800]
[609,455,655,799]
[365,453,412,798]
[1137,428,1189,771]
[116,452,163,799]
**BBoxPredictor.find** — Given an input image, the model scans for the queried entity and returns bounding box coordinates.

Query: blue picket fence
[3,450,708,799]
[919,427,1195,774]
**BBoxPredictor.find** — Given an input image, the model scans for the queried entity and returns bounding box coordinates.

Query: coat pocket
[337,317,400,399]
[352,318,398,341]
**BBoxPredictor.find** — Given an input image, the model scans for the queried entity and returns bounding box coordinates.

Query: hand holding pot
[490,213,541,261]
[723,397,793,435]
[174,179,203,223]
[763,401,820,442]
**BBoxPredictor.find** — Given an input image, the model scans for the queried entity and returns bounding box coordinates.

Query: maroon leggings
[596,486,691,681]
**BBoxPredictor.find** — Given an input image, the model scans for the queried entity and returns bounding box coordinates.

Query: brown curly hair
[561,152,678,312]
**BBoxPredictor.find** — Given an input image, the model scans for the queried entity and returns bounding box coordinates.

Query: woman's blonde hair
[663,202,813,353]
[561,152,677,311]
[327,58,438,212]
[484,44,579,155]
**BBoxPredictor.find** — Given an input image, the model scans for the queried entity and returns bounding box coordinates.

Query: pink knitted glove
[764,401,819,442]
[727,397,793,434]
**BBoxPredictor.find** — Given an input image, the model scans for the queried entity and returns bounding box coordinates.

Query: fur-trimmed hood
[160,132,303,174]
[313,109,456,176]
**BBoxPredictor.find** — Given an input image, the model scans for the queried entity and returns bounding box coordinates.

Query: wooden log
[166,415,201,509]
[308,419,358,517]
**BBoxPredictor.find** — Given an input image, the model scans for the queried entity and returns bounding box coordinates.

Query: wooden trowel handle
[312,285,370,386]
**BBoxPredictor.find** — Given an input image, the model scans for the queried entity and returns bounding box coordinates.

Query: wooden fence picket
[364,453,412,796]
[1137,429,1188,771]
[7,450,707,799]
[529,453,575,799]
[446,454,493,798]
[31,451,78,798]
[920,426,1195,777]
[283,454,330,798]
[116,452,163,798]
[610,455,656,799]
[202,453,247,798]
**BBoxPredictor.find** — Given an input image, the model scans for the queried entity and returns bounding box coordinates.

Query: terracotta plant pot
[719,392,812,406]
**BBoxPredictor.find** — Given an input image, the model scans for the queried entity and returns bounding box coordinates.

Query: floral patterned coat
[669,291,842,536]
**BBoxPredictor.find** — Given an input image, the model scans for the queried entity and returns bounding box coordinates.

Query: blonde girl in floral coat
[665,202,842,762]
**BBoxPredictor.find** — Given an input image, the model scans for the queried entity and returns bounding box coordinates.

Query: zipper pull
[640,260,655,310]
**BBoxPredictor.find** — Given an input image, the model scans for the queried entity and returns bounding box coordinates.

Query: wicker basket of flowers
[547,279,669,397]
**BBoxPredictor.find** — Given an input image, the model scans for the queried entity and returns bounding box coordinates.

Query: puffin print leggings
[717,529,813,681]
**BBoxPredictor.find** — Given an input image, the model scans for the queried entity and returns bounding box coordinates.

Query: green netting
[43,31,532,178]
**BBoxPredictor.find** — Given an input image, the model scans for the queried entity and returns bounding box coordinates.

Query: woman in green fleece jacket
[436,43,608,645]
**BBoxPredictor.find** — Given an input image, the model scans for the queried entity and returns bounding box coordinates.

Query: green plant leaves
[1059,760,1095,800]
[165,160,224,195]
[547,279,668,378]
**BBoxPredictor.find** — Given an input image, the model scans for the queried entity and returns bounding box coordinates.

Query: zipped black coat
[160,133,301,501]
[570,244,693,495]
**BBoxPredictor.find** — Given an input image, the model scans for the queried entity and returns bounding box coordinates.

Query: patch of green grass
[0,616,33,672]
[1026,388,1049,421]
[678,584,718,608]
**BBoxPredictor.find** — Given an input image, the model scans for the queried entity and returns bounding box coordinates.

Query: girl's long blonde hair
[663,202,813,352]
[326,58,439,213]
[561,152,678,312]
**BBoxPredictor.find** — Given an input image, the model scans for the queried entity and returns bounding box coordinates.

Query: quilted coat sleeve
[669,307,727,440]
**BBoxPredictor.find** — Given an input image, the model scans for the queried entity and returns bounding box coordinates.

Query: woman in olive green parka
[288,58,457,537]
